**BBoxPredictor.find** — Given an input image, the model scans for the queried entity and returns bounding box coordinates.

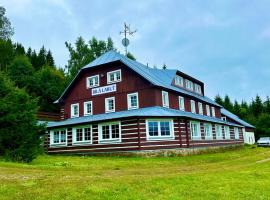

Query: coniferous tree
[127,52,136,60]
[233,100,241,117]
[37,46,47,69]
[250,95,263,117]
[0,39,14,71]
[14,43,25,55]
[214,95,224,106]
[223,95,233,112]
[46,50,55,67]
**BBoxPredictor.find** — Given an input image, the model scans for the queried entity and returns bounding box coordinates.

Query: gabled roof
[221,108,255,128]
[55,50,220,107]
[47,106,242,128]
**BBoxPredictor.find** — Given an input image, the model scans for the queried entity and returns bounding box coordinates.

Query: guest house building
[45,50,254,154]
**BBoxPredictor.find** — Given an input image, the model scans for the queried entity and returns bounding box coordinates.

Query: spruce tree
[46,50,55,67]
[223,95,233,112]
[214,95,223,106]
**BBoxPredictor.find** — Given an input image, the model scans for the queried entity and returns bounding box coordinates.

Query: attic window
[107,70,121,84]
[185,80,194,91]
[175,75,184,87]
[87,75,99,88]
[194,84,202,94]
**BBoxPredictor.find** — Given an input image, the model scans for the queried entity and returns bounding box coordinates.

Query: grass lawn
[0,146,270,200]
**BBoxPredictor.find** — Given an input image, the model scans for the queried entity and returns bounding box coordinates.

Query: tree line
[215,95,270,139]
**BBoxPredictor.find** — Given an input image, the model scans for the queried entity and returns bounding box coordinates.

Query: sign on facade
[92,84,117,96]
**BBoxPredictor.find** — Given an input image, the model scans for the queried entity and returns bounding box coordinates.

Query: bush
[0,72,44,162]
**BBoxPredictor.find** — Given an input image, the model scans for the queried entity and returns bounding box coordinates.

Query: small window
[211,107,216,117]
[127,93,139,110]
[84,101,92,116]
[107,69,121,84]
[105,97,115,113]
[190,121,201,139]
[206,105,210,116]
[234,127,239,139]
[194,84,202,94]
[224,126,230,139]
[185,80,194,91]
[198,102,203,115]
[162,91,169,108]
[51,129,66,146]
[221,117,227,121]
[190,100,196,113]
[146,119,174,140]
[179,96,185,111]
[215,124,223,139]
[204,123,212,139]
[87,75,99,88]
[175,75,184,86]
[98,122,121,143]
[71,103,79,118]
[72,126,92,144]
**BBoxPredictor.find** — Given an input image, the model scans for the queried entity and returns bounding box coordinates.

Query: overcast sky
[2,0,270,102]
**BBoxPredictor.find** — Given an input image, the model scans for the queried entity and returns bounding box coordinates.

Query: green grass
[0,146,270,200]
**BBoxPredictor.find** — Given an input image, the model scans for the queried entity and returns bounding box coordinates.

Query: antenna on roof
[120,23,137,55]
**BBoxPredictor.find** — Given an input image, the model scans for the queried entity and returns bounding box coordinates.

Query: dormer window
[107,69,121,84]
[194,84,202,94]
[87,75,99,88]
[185,80,194,91]
[175,75,184,87]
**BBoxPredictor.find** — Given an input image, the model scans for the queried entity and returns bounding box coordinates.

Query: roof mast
[120,23,137,55]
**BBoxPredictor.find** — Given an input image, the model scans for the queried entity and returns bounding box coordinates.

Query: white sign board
[92,84,117,96]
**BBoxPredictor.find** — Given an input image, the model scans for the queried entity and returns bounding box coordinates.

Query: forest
[0,6,269,162]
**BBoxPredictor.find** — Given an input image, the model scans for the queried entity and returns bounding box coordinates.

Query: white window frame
[105,97,115,113]
[190,121,201,140]
[162,91,169,108]
[86,75,99,88]
[215,124,223,140]
[234,127,239,140]
[206,105,210,116]
[98,121,121,143]
[204,123,213,140]
[211,107,216,117]
[198,102,203,115]
[107,69,121,84]
[221,117,227,121]
[175,75,184,87]
[179,96,185,111]
[190,100,196,113]
[185,80,194,91]
[71,103,79,118]
[50,129,67,147]
[224,126,230,139]
[194,83,202,94]
[146,119,175,140]
[127,92,139,110]
[72,125,92,145]
[84,101,92,116]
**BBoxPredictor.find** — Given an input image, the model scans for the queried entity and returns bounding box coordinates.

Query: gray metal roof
[221,108,255,128]
[55,50,220,107]
[47,106,243,128]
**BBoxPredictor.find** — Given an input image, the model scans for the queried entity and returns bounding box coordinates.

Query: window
[190,121,201,139]
[190,100,196,113]
[215,125,223,139]
[84,101,92,116]
[98,122,121,143]
[71,103,79,118]
[221,117,227,121]
[146,119,174,140]
[194,84,202,94]
[198,102,203,115]
[204,123,212,139]
[224,126,230,139]
[206,105,210,116]
[211,107,216,117]
[72,126,92,144]
[234,127,239,139]
[87,75,99,88]
[127,92,139,110]
[162,91,169,108]
[107,69,121,84]
[50,129,67,146]
[179,96,185,111]
[105,97,115,113]
[175,75,184,86]
[185,80,194,91]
